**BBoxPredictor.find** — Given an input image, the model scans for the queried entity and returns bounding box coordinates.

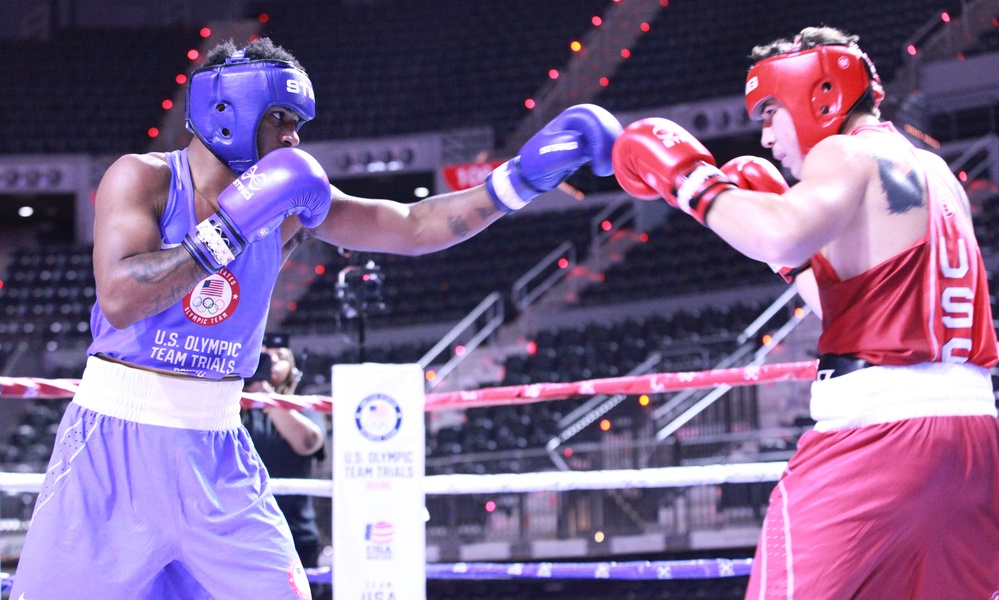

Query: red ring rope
[0,360,817,412]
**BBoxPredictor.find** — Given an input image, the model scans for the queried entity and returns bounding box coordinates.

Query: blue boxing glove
[183,147,331,274]
[486,104,622,212]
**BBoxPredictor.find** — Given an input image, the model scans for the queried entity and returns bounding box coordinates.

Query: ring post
[333,363,426,599]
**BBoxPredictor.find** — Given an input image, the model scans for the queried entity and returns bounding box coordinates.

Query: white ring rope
[0,461,787,497]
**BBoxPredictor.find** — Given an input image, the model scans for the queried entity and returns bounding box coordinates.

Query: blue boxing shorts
[10,356,312,600]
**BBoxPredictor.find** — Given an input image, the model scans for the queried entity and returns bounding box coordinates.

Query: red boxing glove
[720,156,810,283]
[719,156,789,194]
[612,118,735,225]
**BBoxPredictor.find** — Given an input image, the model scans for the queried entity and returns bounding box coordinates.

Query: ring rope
[4,557,754,592]
[0,360,818,412]
[305,559,753,583]
[0,461,785,497]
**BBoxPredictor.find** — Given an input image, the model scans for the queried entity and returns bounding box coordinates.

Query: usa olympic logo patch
[286,557,310,599]
[182,268,240,326]
[355,393,403,442]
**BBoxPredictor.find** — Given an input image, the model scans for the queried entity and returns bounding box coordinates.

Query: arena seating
[595,0,964,114]
[0,0,976,157]
[250,0,613,145]
[423,297,788,473]
[283,206,605,331]
[0,246,94,354]
[578,216,773,306]
[0,28,198,155]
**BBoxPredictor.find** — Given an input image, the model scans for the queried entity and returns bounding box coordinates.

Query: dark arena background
[2,1,999,598]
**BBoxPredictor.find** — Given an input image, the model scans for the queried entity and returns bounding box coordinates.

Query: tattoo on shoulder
[876,156,924,214]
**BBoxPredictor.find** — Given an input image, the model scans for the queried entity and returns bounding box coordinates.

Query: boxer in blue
[10,37,622,599]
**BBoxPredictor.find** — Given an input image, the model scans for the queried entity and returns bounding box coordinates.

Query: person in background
[243,333,327,597]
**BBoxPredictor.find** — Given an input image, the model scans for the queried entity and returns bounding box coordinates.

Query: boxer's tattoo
[475,206,496,220]
[128,250,203,284]
[284,227,316,253]
[128,252,207,318]
[876,156,924,214]
[141,280,198,319]
[448,216,471,238]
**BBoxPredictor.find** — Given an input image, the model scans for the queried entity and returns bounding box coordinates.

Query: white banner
[333,363,426,600]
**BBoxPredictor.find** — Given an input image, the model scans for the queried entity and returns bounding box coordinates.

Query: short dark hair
[202,36,304,71]
[750,26,858,62]
[751,26,879,118]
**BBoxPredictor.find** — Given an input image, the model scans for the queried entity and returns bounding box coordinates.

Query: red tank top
[813,122,998,368]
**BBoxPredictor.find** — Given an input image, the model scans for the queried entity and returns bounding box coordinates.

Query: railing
[588,199,640,261]
[942,134,999,183]
[655,288,811,442]
[897,0,998,90]
[511,241,577,312]
[545,352,665,471]
[419,291,505,391]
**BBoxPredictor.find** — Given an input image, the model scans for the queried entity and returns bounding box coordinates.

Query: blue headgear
[186,51,316,174]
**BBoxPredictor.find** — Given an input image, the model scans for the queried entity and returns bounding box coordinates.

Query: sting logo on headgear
[185,51,316,174]
[744,43,884,156]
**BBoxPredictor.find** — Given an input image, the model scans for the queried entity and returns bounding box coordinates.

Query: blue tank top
[88,149,282,378]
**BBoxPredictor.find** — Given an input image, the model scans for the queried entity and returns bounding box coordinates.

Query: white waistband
[810,361,997,432]
[73,356,244,431]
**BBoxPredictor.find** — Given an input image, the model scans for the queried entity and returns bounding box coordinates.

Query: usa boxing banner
[333,363,426,600]
[441,160,505,191]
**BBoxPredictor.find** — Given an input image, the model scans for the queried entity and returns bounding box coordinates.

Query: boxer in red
[613,25,999,600]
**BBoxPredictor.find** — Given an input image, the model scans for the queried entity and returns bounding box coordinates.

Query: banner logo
[364,521,394,560]
[355,393,402,442]
[441,160,506,191]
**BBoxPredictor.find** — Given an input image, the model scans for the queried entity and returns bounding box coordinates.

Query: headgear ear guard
[744,43,884,156]
[186,51,316,174]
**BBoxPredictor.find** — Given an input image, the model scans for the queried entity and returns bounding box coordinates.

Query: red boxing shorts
[745,364,999,599]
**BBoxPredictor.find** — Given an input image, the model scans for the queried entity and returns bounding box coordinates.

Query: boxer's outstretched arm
[313,186,503,255]
[311,104,622,255]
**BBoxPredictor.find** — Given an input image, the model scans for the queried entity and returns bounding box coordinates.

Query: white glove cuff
[677,164,724,215]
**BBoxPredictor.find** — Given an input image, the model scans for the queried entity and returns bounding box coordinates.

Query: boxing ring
[0,359,817,595]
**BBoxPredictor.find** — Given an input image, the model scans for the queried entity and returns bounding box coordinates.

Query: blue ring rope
[304,558,752,584]
[1,558,752,592]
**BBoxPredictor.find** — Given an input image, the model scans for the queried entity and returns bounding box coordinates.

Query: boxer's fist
[612,118,735,225]
[183,148,331,273]
[486,104,622,212]
[720,157,809,283]
[720,156,789,194]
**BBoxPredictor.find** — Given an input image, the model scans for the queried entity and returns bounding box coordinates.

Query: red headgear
[744,43,884,156]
